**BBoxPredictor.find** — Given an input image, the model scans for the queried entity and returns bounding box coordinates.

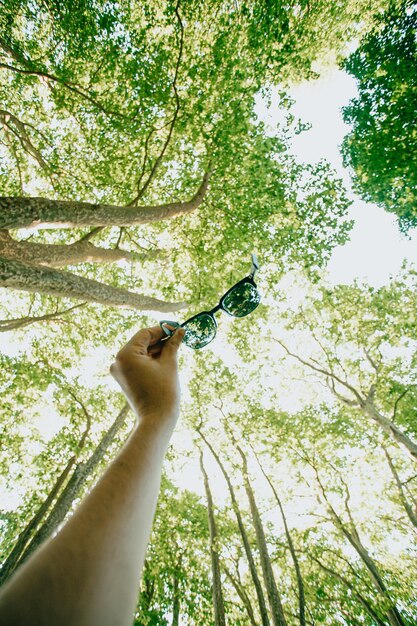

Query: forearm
[0,417,175,626]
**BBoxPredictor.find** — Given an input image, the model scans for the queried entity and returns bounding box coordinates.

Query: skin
[0,324,185,626]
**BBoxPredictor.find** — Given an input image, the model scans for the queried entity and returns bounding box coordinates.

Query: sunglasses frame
[160,254,260,348]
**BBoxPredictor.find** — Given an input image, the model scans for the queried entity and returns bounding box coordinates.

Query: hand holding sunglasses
[160,254,260,349]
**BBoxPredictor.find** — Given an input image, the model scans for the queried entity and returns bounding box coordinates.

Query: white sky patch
[256,67,417,287]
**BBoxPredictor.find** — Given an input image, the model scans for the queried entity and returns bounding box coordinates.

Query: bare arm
[0,325,185,626]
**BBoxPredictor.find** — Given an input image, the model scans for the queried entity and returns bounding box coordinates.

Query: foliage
[341,1,417,233]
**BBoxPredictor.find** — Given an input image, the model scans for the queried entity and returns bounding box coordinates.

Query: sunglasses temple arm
[250,253,260,279]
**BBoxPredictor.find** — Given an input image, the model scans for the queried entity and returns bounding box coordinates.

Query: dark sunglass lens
[221,282,260,317]
[182,314,217,349]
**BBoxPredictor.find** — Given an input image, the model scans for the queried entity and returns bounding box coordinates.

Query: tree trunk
[198,430,271,626]
[313,463,406,626]
[236,445,288,626]
[0,230,136,267]
[0,303,86,332]
[0,169,211,230]
[200,452,226,626]
[363,401,417,463]
[0,255,185,311]
[310,554,388,626]
[0,401,91,585]
[171,564,181,626]
[223,564,258,626]
[382,446,417,528]
[13,404,130,571]
[253,449,306,626]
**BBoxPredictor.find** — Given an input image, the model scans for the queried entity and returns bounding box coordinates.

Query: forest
[0,0,416,624]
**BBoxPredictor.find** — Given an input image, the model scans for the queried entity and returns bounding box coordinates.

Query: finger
[161,327,185,362]
[127,326,165,355]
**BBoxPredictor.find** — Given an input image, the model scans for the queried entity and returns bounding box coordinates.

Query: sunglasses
[160,254,260,349]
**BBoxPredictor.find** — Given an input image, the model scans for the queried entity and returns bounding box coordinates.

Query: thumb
[162,327,185,359]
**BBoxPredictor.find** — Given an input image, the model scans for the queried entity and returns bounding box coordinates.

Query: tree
[0,0,387,315]
[341,1,417,233]
[199,452,226,626]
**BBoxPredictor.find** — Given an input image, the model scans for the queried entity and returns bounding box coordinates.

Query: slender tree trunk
[313,464,405,626]
[200,453,226,626]
[198,430,271,626]
[0,455,76,585]
[0,403,91,585]
[0,169,211,229]
[0,255,185,311]
[171,564,181,626]
[0,303,86,332]
[236,445,287,626]
[253,449,306,626]
[223,564,258,626]
[12,404,130,573]
[363,401,417,463]
[310,554,388,626]
[382,446,417,528]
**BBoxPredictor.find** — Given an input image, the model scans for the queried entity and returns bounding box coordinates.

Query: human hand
[110,325,185,426]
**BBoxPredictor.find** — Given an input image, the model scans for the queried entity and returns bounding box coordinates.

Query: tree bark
[310,555,388,626]
[0,396,92,585]
[0,303,86,332]
[312,462,406,626]
[171,561,181,626]
[363,401,417,463]
[0,255,185,311]
[236,445,288,626]
[12,404,130,571]
[276,340,417,463]
[0,230,139,267]
[253,449,306,626]
[382,446,417,529]
[223,564,258,626]
[198,430,271,626]
[0,169,212,230]
[200,452,226,626]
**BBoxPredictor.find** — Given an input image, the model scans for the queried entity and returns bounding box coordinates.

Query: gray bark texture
[0,230,136,267]
[200,453,226,626]
[0,169,211,229]
[0,255,185,311]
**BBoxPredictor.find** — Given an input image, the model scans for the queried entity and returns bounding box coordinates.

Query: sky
[287,68,417,286]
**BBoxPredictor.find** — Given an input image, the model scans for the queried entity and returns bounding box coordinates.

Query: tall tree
[341,1,417,233]
[199,451,226,626]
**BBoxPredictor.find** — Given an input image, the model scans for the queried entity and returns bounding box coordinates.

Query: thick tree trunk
[0,169,211,230]
[200,453,226,626]
[236,446,287,626]
[198,430,271,626]
[13,404,130,571]
[253,450,306,626]
[0,230,137,267]
[0,255,185,311]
